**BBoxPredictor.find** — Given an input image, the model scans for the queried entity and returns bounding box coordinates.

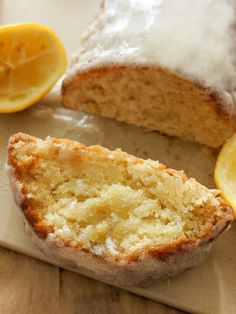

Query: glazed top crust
[68,0,236,114]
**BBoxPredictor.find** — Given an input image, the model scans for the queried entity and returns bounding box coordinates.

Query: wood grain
[0,247,186,314]
[60,270,186,314]
[0,247,59,314]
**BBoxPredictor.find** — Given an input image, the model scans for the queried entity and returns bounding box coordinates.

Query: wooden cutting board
[1,1,236,313]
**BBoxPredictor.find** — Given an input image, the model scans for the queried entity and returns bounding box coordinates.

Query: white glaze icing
[22,207,232,286]
[32,231,213,286]
[5,164,24,205]
[68,0,236,113]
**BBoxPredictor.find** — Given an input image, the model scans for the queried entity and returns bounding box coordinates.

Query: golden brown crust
[7,133,233,265]
[7,134,54,238]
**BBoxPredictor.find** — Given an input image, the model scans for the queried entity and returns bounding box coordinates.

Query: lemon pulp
[0,23,67,113]
[214,133,236,216]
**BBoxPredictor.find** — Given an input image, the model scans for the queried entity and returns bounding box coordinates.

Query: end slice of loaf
[62,0,236,148]
[6,133,233,285]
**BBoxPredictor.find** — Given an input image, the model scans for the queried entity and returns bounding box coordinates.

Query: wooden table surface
[0,247,186,314]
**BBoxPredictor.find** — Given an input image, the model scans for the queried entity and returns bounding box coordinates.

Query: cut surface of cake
[6,133,233,285]
[62,0,236,148]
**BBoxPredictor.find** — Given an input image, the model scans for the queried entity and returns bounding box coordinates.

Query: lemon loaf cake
[62,0,236,148]
[6,133,233,285]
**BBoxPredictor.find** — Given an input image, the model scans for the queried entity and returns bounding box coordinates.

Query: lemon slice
[0,23,67,113]
[214,133,236,215]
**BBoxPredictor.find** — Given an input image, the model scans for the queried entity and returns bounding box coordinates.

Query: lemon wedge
[0,23,67,113]
[214,133,236,216]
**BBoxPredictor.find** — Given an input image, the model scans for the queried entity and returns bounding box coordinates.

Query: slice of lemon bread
[6,133,233,285]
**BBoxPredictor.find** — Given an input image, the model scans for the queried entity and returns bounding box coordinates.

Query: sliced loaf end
[62,66,236,148]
